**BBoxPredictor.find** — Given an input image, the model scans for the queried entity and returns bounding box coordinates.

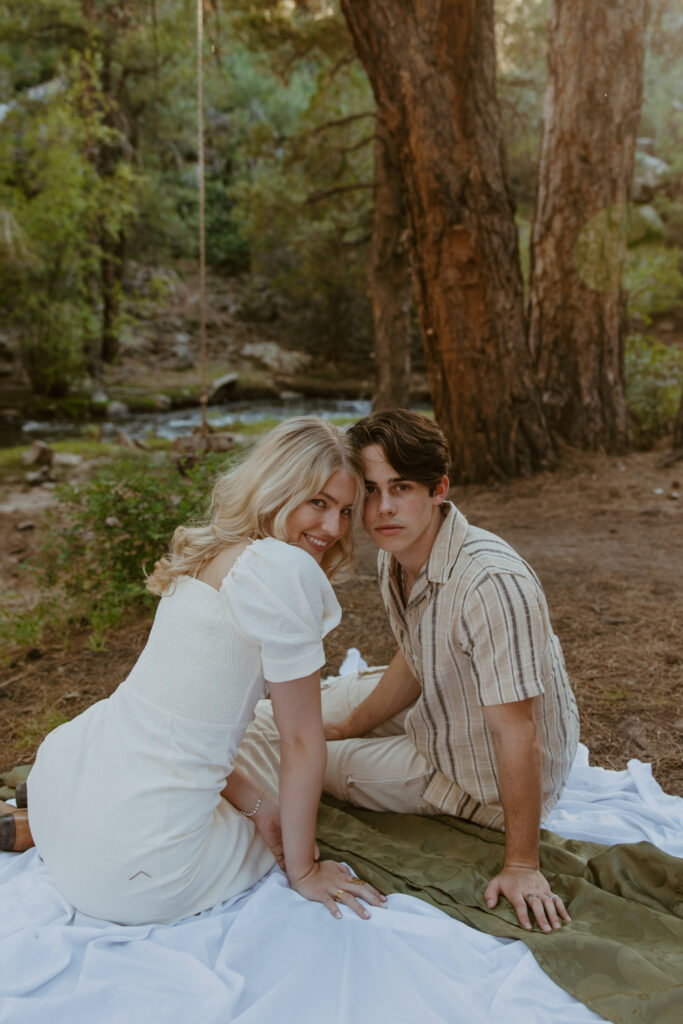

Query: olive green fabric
[317,797,683,1024]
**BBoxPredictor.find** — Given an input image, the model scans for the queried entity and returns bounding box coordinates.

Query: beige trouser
[233,668,436,815]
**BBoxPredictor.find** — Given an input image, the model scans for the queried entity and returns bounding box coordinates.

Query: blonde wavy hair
[146,417,364,594]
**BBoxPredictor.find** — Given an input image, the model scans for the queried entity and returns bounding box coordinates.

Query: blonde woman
[0,418,385,925]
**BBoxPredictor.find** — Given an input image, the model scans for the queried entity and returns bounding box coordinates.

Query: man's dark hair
[347,409,450,494]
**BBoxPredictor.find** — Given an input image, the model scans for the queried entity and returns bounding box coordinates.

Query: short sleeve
[461,572,547,706]
[221,538,341,683]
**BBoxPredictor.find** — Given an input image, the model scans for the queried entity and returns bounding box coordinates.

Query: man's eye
[396,484,410,493]
[365,485,376,494]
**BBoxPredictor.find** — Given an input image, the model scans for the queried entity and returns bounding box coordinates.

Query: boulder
[242,341,311,375]
[208,371,239,404]
[627,204,667,244]
[21,440,54,468]
[633,151,671,201]
[106,400,129,418]
[172,332,195,370]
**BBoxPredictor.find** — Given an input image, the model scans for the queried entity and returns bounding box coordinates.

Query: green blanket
[317,797,683,1024]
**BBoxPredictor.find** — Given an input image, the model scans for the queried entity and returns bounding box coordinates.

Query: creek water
[1,398,373,449]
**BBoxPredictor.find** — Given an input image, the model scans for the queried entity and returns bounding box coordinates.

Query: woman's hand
[251,792,320,872]
[290,860,387,919]
[251,792,285,869]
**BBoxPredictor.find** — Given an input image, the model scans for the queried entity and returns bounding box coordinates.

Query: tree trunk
[528,0,649,450]
[341,0,553,482]
[674,392,683,451]
[369,112,412,412]
[100,230,125,363]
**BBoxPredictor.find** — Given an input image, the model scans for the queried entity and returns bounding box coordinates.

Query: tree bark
[528,0,649,450]
[369,112,412,412]
[341,0,553,482]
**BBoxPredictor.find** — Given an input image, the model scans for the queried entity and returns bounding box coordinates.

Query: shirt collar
[424,501,468,584]
[385,501,468,611]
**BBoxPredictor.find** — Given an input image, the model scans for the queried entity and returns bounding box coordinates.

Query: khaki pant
[233,668,436,815]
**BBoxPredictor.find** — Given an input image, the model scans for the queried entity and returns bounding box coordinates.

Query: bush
[625,333,683,447]
[2,450,236,654]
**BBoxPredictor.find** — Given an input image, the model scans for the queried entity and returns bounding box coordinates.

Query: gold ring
[524,893,539,901]
[333,889,345,903]
[348,876,365,885]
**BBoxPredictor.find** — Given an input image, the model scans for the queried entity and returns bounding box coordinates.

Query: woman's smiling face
[286,469,357,563]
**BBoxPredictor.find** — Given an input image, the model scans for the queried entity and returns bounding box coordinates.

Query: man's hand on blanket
[485,866,571,933]
[291,860,387,920]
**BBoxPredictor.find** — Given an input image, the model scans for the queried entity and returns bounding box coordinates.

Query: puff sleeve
[221,537,341,683]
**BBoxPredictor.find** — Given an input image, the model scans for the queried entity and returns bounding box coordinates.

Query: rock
[633,151,671,201]
[206,433,235,453]
[172,332,195,370]
[114,429,136,448]
[153,393,172,410]
[208,371,239,403]
[21,440,54,467]
[91,390,109,409]
[279,390,303,400]
[627,204,667,244]
[0,765,32,789]
[53,452,83,468]
[106,400,129,418]
[172,432,235,455]
[25,466,51,486]
[15,520,35,531]
[105,515,121,528]
[242,341,311,375]
[673,719,683,733]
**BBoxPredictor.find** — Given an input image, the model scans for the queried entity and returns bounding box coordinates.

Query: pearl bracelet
[240,792,264,818]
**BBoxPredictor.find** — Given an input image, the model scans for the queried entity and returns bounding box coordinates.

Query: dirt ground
[1,444,682,796]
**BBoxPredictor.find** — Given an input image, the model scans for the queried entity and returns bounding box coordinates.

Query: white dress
[27,538,341,925]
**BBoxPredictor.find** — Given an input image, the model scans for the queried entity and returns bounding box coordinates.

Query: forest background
[0,0,682,447]
[0,1,682,792]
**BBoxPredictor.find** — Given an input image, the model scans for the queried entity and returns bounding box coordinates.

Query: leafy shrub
[625,333,683,447]
[626,244,683,324]
[3,450,236,654]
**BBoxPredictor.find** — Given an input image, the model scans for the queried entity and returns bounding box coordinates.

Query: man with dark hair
[235,409,578,933]
[319,409,579,933]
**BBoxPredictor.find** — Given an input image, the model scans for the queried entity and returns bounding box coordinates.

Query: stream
[1,398,373,449]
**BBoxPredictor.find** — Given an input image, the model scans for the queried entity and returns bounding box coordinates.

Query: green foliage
[0,51,145,392]
[2,450,236,654]
[495,0,550,204]
[626,243,683,324]
[625,333,683,446]
[210,5,375,359]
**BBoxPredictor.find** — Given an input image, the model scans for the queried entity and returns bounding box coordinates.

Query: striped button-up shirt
[378,503,579,829]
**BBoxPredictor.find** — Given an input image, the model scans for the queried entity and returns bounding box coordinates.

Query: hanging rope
[197,0,208,437]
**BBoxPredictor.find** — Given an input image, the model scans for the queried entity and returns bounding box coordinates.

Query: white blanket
[2,743,682,1024]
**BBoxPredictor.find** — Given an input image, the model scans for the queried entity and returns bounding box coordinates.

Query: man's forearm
[496,725,543,867]
[482,698,571,931]
[483,699,543,865]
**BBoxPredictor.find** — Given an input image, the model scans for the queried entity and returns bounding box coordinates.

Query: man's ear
[433,476,449,505]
